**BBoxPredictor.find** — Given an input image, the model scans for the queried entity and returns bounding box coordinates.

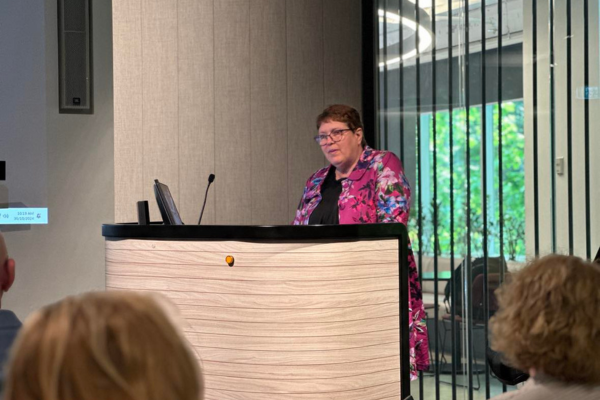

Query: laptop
[153,179,184,225]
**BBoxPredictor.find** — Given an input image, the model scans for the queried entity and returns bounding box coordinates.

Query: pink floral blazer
[293,146,430,380]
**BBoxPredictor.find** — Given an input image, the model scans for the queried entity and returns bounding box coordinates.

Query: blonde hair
[4,291,203,400]
[490,254,600,384]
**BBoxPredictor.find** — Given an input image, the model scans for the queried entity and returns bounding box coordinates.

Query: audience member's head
[3,291,203,400]
[491,254,600,385]
[0,233,16,308]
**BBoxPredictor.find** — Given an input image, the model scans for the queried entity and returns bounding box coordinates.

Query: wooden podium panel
[103,224,409,400]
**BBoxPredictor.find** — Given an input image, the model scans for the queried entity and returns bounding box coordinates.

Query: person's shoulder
[490,391,524,400]
[309,165,329,179]
[303,165,330,187]
[0,310,21,330]
[365,149,402,173]
[489,380,538,400]
[361,147,394,165]
[366,148,400,163]
[491,378,600,400]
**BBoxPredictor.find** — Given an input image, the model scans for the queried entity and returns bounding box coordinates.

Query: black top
[0,309,21,382]
[308,167,345,225]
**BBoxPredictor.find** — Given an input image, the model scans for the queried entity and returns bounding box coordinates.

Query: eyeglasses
[313,128,353,145]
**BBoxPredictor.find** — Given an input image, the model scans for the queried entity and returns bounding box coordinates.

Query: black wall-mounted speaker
[58,0,93,114]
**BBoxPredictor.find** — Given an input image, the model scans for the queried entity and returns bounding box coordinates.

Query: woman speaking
[293,104,429,379]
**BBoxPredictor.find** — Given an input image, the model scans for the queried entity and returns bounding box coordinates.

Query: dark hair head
[316,104,367,147]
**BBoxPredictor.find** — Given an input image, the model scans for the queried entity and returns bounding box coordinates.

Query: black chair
[439,258,506,389]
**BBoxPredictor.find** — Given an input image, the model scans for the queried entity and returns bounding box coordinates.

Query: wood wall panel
[113,0,143,223]
[323,0,362,108]
[137,289,398,309]
[188,330,399,352]
[178,0,216,225]
[250,0,288,224]
[142,0,179,221]
[214,0,252,224]
[208,383,400,400]
[114,0,361,225]
[107,274,397,296]
[200,356,400,380]
[287,0,327,219]
[106,238,401,400]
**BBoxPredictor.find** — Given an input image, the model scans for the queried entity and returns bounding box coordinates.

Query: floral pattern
[293,146,430,380]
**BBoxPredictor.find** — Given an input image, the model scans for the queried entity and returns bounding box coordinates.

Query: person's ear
[2,258,15,292]
[354,128,363,144]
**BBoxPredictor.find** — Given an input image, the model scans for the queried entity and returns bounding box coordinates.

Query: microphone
[197,174,215,225]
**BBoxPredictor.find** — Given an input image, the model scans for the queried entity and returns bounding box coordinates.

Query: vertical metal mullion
[362,0,378,144]
[533,0,540,256]
[567,0,573,255]
[431,1,440,398]
[399,0,404,162]
[584,0,591,260]
[549,0,557,252]
[480,0,490,397]
[375,0,380,147]
[497,0,507,393]
[464,0,474,397]
[415,0,425,398]
[383,0,389,149]
[448,0,457,398]
[497,0,504,282]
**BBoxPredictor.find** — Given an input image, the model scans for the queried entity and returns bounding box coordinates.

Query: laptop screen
[153,180,183,225]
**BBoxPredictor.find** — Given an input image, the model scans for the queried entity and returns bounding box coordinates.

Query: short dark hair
[316,104,367,147]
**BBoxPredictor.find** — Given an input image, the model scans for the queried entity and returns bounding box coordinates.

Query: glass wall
[372,0,600,399]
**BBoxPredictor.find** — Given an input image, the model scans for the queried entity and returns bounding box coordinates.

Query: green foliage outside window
[408,101,525,261]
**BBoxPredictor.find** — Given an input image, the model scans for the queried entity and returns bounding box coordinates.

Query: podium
[102,223,411,399]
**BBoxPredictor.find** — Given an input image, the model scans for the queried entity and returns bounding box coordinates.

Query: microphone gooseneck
[198,174,215,225]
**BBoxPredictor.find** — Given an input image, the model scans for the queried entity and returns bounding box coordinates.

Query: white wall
[2,0,113,319]
[523,0,600,259]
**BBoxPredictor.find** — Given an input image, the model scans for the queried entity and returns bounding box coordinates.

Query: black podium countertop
[102,223,408,241]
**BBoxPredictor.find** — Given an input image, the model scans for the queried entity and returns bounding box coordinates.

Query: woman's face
[318,120,364,173]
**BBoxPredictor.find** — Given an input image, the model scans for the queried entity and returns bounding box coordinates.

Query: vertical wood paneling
[178,0,215,225]
[287,0,326,219]
[589,0,600,256]
[113,0,143,223]
[535,1,553,255]
[323,0,361,108]
[114,0,361,226]
[250,0,288,224]
[571,0,587,257]
[214,0,252,224]
[142,0,179,220]
[553,0,569,253]
[523,2,536,258]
